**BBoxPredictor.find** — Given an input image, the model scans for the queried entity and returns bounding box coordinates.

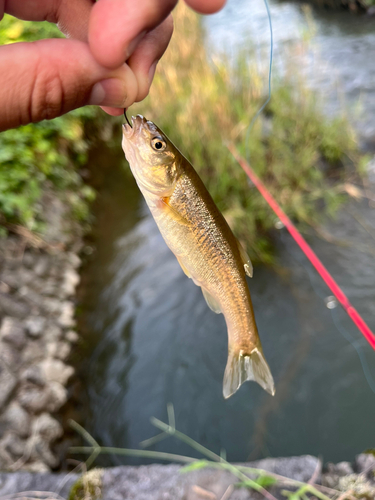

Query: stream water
[78,0,375,465]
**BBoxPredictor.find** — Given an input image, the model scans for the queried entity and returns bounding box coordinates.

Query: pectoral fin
[201,288,222,314]
[159,197,190,227]
[237,239,253,278]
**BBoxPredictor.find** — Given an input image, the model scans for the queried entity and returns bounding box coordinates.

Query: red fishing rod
[228,144,375,351]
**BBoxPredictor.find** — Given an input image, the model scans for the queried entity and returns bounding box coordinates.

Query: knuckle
[29,61,65,122]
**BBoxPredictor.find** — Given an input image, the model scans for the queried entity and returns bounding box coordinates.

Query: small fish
[122,115,275,398]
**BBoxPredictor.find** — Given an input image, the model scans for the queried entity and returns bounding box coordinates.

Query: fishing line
[279,228,375,394]
[245,0,273,163]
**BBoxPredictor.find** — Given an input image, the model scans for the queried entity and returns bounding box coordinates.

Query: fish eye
[151,137,166,151]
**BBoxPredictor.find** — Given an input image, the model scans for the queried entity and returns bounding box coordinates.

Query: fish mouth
[122,115,147,139]
[122,114,158,140]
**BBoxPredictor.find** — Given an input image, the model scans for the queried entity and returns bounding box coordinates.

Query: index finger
[88,0,177,69]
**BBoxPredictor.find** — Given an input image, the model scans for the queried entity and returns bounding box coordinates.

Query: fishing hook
[124,108,132,128]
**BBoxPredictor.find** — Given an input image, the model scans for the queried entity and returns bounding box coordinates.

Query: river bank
[0,453,374,499]
[0,192,82,472]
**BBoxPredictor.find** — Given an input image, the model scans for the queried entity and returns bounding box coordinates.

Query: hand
[0,0,226,131]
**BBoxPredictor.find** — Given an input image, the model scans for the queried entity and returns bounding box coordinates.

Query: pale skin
[0,0,226,132]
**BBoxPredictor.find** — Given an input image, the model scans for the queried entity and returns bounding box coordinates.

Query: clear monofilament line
[245,0,273,163]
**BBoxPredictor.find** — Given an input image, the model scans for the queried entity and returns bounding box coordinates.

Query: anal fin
[237,239,253,278]
[201,288,222,314]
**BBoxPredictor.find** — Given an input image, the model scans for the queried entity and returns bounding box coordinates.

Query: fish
[122,114,275,398]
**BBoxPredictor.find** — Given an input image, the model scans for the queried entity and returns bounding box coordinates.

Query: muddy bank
[0,196,82,472]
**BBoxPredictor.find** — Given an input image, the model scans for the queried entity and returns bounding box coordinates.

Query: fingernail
[89,79,127,107]
[125,30,147,59]
[148,61,158,85]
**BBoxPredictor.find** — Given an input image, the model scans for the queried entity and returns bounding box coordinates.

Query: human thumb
[0,38,138,131]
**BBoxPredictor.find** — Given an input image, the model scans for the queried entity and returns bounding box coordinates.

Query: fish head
[122,115,179,196]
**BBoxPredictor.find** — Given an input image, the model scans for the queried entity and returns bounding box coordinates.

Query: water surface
[79,0,375,465]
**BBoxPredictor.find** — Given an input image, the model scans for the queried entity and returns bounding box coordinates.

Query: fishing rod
[228,144,375,351]
[237,0,375,352]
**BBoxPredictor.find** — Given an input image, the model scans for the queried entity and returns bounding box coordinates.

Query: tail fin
[223,347,275,399]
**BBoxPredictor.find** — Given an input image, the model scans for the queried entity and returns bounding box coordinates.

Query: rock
[0,317,27,349]
[252,455,321,483]
[34,255,50,277]
[42,278,58,296]
[0,293,30,319]
[34,413,63,442]
[1,432,26,460]
[67,252,81,269]
[21,365,46,387]
[39,359,74,385]
[0,281,10,293]
[43,297,62,315]
[18,384,49,413]
[0,402,31,439]
[22,251,38,269]
[0,447,14,470]
[101,456,321,500]
[66,330,79,343]
[62,268,80,297]
[46,323,63,342]
[33,438,60,469]
[333,461,354,476]
[15,268,35,287]
[355,453,375,475]
[23,461,51,473]
[47,341,71,361]
[22,340,45,364]
[0,270,19,290]
[45,381,68,412]
[0,359,17,410]
[58,301,75,327]
[0,341,22,369]
[24,315,46,338]
[0,470,79,497]
[55,341,71,360]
